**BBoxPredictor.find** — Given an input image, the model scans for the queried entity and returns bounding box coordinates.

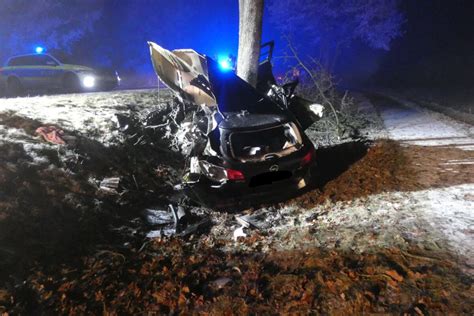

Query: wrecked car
[148,41,323,207]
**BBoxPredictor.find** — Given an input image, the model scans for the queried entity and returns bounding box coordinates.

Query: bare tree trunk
[237,0,264,87]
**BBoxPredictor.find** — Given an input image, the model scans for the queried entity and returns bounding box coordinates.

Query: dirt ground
[0,90,473,314]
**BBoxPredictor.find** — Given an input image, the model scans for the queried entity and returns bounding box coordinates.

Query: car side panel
[2,66,72,91]
[39,66,63,89]
[3,66,48,90]
[48,67,68,89]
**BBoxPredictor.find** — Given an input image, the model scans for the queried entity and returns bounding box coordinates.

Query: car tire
[6,77,23,97]
[63,74,80,93]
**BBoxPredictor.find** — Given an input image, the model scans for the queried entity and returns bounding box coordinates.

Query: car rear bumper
[184,165,312,209]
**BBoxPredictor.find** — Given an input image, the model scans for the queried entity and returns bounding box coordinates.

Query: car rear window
[229,123,302,161]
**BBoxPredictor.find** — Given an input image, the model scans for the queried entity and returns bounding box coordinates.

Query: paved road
[374,94,474,150]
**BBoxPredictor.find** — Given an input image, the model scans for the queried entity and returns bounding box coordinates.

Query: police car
[0,53,120,97]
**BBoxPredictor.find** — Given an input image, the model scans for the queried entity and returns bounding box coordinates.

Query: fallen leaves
[385,270,404,282]
[7,242,472,315]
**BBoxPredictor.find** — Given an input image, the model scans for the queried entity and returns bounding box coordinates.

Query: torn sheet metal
[99,177,121,194]
[144,204,211,238]
[148,42,216,106]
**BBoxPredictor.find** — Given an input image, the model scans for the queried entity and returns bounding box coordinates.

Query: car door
[33,55,60,89]
[7,56,37,89]
[10,55,46,90]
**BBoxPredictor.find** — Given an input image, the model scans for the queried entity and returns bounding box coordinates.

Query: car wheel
[6,77,23,97]
[63,74,80,93]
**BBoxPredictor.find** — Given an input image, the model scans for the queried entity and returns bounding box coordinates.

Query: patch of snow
[251,184,474,266]
[412,184,474,259]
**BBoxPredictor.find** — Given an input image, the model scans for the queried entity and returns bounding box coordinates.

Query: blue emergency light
[218,55,234,72]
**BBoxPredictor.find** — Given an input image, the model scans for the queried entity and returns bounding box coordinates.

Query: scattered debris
[144,204,212,238]
[144,208,174,225]
[169,204,187,228]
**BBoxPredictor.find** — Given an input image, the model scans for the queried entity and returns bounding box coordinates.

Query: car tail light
[226,168,245,181]
[199,160,245,182]
[301,147,315,166]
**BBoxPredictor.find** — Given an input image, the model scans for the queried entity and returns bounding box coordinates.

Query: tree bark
[237,0,264,87]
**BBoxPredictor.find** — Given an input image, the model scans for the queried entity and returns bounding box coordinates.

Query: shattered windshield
[229,123,302,161]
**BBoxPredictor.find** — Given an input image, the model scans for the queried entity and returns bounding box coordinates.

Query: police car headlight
[82,75,95,88]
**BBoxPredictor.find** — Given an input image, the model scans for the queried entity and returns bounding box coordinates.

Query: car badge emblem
[269,164,279,172]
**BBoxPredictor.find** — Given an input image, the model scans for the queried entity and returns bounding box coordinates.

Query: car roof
[5,53,61,66]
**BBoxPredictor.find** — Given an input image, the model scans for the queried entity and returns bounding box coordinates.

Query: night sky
[375,0,474,88]
[1,0,473,88]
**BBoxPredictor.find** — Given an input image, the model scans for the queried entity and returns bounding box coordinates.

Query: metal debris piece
[99,177,121,194]
[233,226,248,240]
[144,208,174,225]
[212,277,232,289]
[309,103,324,117]
[236,215,258,229]
[177,218,212,237]
[235,212,270,230]
[146,227,176,239]
[144,204,211,238]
